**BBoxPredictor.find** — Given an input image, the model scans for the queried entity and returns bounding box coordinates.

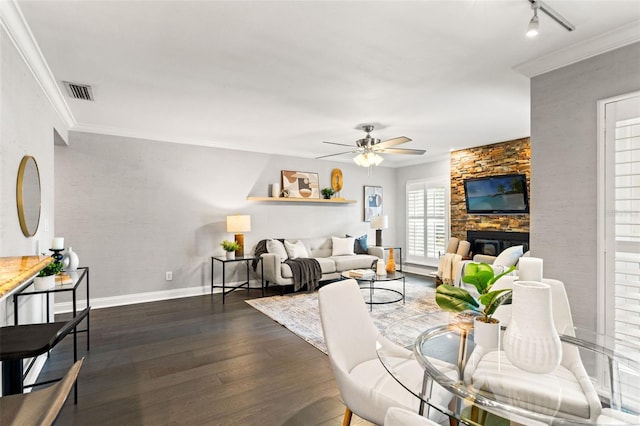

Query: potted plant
[221,240,240,260]
[321,187,335,199]
[435,263,515,348]
[34,261,63,290]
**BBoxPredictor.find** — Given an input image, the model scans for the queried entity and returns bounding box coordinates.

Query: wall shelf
[247,197,356,204]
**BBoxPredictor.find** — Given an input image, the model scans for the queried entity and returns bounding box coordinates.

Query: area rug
[245,280,440,353]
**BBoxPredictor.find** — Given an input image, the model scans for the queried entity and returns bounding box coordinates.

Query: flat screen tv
[463,174,529,214]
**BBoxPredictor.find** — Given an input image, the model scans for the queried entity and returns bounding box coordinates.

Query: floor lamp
[370,215,388,247]
[226,214,251,257]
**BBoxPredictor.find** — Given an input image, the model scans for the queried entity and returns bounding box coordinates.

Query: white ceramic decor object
[503,281,562,373]
[226,251,235,260]
[376,259,386,276]
[518,257,543,281]
[34,275,55,290]
[474,317,500,349]
[271,183,280,198]
[64,247,79,271]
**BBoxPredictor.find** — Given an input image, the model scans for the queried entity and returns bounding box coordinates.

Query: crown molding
[0,0,75,128]
[514,20,640,78]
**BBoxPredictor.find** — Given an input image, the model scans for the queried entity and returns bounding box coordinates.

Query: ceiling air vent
[63,81,94,101]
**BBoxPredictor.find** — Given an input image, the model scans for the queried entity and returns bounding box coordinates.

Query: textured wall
[531,42,640,330]
[55,132,398,300]
[450,138,531,241]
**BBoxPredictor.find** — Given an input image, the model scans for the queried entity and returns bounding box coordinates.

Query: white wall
[531,42,640,330]
[54,131,398,301]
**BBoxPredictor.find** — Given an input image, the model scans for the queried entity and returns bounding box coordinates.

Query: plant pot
[323,194,331,199]
[503,280,562,373]
[226,251,235,260]
[34,275,55,290]
[473,317,500,349]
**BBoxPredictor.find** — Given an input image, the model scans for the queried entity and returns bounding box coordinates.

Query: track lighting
[527,2,540,37]
[525,0,575,37]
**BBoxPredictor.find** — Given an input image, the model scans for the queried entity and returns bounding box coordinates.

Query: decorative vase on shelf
[503,280,562,374]
[226,251,235,260]
[473,317,501,349]
[385,248,396,274]
[63,247,79,271]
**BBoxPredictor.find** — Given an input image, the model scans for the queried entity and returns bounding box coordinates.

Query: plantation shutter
[406,179,448,266]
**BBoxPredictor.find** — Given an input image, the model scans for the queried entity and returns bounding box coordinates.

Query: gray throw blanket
[284,258,322,292]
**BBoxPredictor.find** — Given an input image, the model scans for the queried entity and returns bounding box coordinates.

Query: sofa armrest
[260,253,284,283]
[367,246,384,259]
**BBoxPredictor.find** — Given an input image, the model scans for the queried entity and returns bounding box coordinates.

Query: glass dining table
[376,312,640,425]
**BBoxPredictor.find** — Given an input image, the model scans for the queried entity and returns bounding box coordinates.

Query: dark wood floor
[39,274,435,425]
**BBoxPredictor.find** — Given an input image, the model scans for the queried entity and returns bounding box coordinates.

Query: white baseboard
[53,280,262,314]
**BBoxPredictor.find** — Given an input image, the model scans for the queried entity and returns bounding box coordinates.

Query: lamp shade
[370,215,388,230]
[226,215,251,233]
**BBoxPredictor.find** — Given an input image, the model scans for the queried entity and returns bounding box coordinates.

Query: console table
[211,256,264,304]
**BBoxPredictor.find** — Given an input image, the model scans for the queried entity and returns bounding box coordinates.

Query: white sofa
[258,237,383,287]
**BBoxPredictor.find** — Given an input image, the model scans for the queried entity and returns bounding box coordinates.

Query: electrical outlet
[165,271,173,281]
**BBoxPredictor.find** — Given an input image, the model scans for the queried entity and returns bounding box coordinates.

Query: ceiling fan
[317,125,426,167]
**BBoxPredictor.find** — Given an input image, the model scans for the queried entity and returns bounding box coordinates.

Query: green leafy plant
[221,240,240,252]
[435,263,515,323]
[38,261,63,277]
[321,187,335,199]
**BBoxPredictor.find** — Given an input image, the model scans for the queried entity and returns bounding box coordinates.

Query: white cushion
[284,240,309,259]
[331,236,355,256]
[266,239,288,263]
[493,245,524,268]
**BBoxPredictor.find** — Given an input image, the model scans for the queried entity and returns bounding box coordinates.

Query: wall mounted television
[463,173,529,214]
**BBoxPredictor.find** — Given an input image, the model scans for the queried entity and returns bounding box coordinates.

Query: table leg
[86,268,90,351]
[222,262,226,304]
[260,260,265,297]
[2,359,23,395]
[369,279,374,312]
[246,261,250,295]
[211,259,214,294]
[402,275,406,304]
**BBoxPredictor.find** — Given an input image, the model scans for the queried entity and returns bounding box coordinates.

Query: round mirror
[16,155,41,237]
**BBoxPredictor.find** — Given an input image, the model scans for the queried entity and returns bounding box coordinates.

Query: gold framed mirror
[16,155,41,237]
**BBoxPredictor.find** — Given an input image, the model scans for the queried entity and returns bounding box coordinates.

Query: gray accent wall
[55,132,398,299]
[531,42,640,330]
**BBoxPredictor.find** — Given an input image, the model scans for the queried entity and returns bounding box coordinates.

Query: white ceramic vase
[474,317,501,349]
[63,247,79,271]
[226,251,235,260]
[34,275,55,290]
[503,280,562,374]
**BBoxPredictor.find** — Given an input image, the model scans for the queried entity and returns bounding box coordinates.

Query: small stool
[0,307,89,398]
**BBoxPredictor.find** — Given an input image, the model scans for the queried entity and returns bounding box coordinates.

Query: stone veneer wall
[450,137,530,241]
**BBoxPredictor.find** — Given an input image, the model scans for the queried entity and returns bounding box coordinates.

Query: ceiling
[12,0,640,167]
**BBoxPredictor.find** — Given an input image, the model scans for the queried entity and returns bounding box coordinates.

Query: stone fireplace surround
[467,230,529,257]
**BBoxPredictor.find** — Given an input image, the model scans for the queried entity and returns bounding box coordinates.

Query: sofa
[257,236,383,288]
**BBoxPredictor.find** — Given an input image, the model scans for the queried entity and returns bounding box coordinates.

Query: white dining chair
[463,278,602,422]
[384,406,441,426]
[318,279,456,425]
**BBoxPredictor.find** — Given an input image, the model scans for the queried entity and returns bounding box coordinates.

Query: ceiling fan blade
[322,141,354,148]
[376,136,411,149]
[377,148,426,155]
[315,150,356,159]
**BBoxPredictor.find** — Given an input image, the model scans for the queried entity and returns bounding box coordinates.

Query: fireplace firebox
[467,231,529,257]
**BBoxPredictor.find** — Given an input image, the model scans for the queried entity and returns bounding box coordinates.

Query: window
[406,179,448,266]
[599,92,640,411]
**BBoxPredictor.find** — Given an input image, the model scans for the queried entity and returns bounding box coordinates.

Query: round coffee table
[341,270,405,311]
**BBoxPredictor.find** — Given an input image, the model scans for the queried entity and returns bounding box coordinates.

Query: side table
[211,256,264,304]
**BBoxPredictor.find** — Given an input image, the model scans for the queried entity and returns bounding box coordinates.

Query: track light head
[527,14,539,37]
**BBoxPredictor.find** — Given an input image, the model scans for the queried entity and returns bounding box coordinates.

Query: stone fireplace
[467,230,529,257]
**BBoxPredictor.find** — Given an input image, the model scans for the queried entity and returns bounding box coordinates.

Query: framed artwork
[281,170,320,199]
[363,186,383,222]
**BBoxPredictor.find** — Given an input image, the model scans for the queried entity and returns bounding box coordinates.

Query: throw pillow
[493,245,524,268]
[284,240,309,259]
[355,235,368,254]
[266,239,288,263]
[332,236,355,256]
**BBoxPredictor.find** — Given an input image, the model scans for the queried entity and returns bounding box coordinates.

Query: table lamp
[370,215,388,247]
[226,214,251,257]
